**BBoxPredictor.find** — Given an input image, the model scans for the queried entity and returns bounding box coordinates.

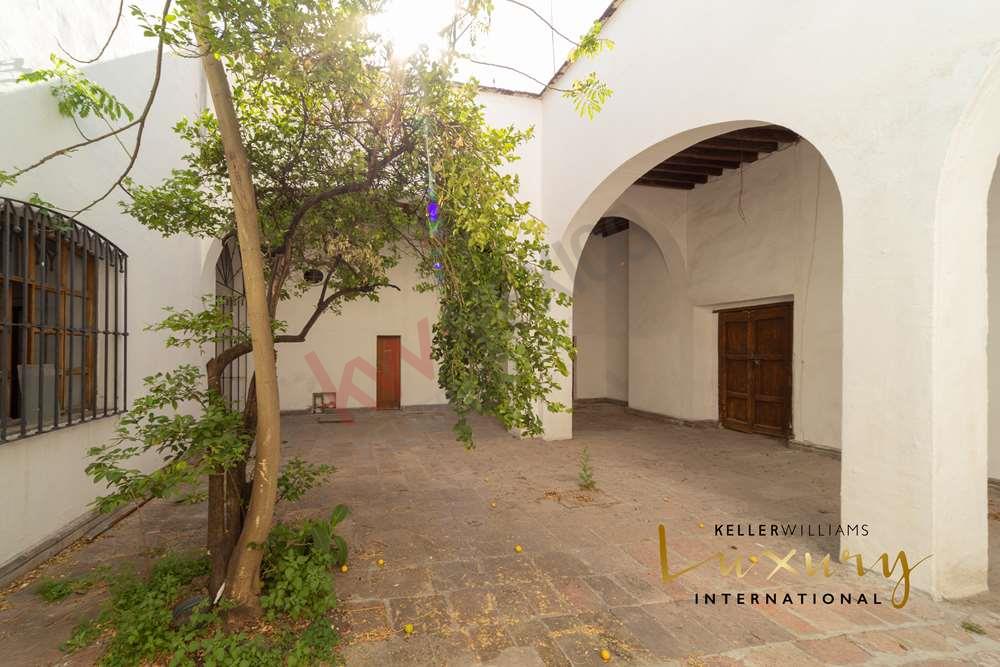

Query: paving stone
[507,618,572,667]
[611,604,685,659]
[584,575,639,607]
[332,600,393,644]
[387,594,452,635]
[430,559,487,592]
[4,404,1000,665]
[795,636,873,664]
[849,630,910,656]
[741,641,825,666]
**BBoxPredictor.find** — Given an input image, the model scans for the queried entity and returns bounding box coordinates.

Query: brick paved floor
[2,403,1000,665]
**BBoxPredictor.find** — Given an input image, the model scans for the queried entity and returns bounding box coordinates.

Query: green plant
[261,505,350,620]
[961,620,986,635]
[60,514,347,665]
[85,365,251,513]
[277,458,335,503]
[36,577,92,603]
[60,619,104,654]
[578,446,596,490]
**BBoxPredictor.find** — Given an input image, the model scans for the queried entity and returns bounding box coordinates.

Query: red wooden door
[376,335,401,410]
[718,303,792,437]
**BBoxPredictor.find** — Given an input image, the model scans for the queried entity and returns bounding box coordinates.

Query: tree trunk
[204,344,255,597]
[195,12,282,618]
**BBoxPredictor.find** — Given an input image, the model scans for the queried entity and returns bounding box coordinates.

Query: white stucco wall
[572,231,627,401]
[572,141,841,446]
[536,0,1000,596]
[987,160,1000,479]
[0,1,211,568]
[275,254,446,411]
[686,142,843,448]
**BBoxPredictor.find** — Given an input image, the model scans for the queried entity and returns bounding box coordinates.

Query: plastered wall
[574,141,843,449]
[987,160,1000,479]
[572,230,627,401]
[0,53,210,568]
[275,253,446,411]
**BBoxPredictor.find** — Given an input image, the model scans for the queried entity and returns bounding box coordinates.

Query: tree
[2,0,612,619]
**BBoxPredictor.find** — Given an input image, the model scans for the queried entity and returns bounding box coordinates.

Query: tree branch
[57,0,126,64]
[71,0,173,216]
[275,281,398,344]
[465,57,569,93]
[502,0,579,47]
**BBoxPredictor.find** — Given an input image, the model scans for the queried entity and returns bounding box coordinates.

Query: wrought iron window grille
[0,197,128,443]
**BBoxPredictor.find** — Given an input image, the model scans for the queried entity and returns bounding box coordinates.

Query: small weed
[961,620,987,635]
[578,446,596,490]
[277,457,334,503]
[36,567,110,603]
[61,618,106,653]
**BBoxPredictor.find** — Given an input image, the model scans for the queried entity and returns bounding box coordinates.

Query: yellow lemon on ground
[377,558,385,567]
[600,648,611,662]
[340,564,348,573]
[514,544,523,553]
[490,502,497,508]
[403,623,414,635]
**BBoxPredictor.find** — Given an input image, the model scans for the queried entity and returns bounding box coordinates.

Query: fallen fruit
[377,559,385,567]
[600,648,611,662]
[490,502,497,508]
[403,623,414,635]
[514,544,523,553]
[340,564,349,573]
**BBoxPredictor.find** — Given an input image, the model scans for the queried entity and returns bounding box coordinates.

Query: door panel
[376,335,401,410]
[719,311,752,432]
[718,303,792,437]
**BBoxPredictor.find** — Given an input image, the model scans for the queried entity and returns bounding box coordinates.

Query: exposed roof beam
[702,137,778,153]
[650,163,723,176]
[666,156,741,170]
[635,177,694,190]
[727,127,798,143]
[680,146,759,163]
[642,171,708,184]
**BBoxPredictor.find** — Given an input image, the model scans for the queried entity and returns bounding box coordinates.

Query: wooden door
[718,303,792,437]
[376,335,401,410]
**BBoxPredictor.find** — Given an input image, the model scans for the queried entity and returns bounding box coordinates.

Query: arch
[930,47,1000,597]
[556,120,846,432]
[555,120,763,287]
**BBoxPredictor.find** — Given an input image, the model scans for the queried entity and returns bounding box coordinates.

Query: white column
[840,171,988,599]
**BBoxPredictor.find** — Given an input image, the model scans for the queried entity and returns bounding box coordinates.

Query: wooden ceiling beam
[665,156,741,170]
[650,163,723,176]
[726,127,798,144]
[702,137,778,153]
[680,146,759,163]
[642,171,708,184]
[635,177,694,190]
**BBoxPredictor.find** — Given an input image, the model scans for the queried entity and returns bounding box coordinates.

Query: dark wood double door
[718,302,792,437]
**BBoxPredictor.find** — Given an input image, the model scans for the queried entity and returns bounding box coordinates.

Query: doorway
[376,335,401,410]
[718,302,792,437]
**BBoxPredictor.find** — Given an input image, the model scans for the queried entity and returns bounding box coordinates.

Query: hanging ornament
[423,113,445,283]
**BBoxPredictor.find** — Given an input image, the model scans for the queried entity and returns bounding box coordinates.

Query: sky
[0,0,612,93]
[368,0,612,92]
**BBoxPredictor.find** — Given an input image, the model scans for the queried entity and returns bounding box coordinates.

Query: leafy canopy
[123,0,576,445]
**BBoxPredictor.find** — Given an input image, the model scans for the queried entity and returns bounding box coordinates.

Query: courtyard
[2,403,999,666]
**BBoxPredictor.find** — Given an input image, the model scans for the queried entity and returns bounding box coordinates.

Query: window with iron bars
[215,235,249,412]
[0,198,127,442]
